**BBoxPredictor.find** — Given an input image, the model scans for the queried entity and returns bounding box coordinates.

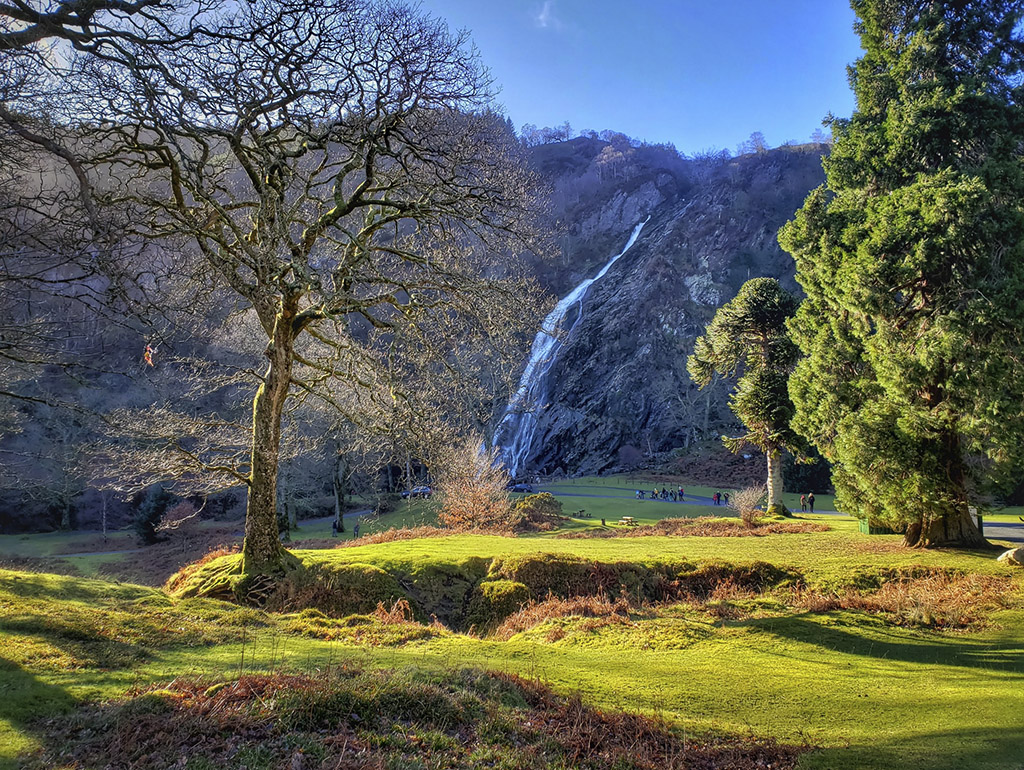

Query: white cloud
[535,0,563,30]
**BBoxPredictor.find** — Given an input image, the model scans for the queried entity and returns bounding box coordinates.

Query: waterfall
[494,218,649,478]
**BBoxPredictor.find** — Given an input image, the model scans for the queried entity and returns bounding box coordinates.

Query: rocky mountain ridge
[503,138,827,476]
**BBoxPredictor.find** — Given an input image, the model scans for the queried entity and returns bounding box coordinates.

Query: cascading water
[494,218,649,478]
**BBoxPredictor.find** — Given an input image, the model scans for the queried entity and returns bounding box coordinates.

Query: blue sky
[420,0,864,155]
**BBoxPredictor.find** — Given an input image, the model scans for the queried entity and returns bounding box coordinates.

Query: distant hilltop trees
[521,123,832,156]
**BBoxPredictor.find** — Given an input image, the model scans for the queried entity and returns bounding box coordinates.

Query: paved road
[981,520,1024,545]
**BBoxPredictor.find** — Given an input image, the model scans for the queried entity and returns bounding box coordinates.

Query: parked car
[506,483,534,494]
[401,485,433,499]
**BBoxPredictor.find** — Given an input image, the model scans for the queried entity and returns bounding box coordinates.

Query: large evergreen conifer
[779,0,1024,546]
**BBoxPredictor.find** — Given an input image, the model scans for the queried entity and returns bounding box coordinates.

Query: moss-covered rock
[401,557,491,625]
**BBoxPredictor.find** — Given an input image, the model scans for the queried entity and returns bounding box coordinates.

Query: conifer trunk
[904,431,988,548]
[905,506,988,548]
[242,302,296,572]
[765,448,788,515]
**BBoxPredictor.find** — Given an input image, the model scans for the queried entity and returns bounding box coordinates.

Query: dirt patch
[99,525,244,586]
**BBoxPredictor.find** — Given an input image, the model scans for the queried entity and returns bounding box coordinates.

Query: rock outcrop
[507,139,827,475]
[997,548,1024,566]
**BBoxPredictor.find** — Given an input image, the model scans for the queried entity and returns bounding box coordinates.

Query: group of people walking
[633,487,735,506]
[632,486,818,512]
[636,486,686,502]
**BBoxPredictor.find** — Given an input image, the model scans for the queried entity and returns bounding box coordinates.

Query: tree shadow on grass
[802,724,1024,770]
[2,614,151,669]
[746,612,1024,674]
[0,657,77,770]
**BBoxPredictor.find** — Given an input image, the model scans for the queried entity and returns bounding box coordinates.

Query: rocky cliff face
[503,139,827,476]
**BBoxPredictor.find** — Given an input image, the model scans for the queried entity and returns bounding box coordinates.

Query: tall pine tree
[779,0,1024,547]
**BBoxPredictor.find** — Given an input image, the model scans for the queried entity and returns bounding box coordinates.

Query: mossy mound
[400,557,491,624]
[466,579,532,631]
[268,562,406,616]
[166,551,303,606]
[167,548,802,631]
[486,554,799,606]
[488,553,657,599]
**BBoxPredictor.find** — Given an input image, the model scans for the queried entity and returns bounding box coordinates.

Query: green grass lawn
[0,529,137,558]
[3,477,1021,768]
[539,474,839,514]
[2,515,1022,770]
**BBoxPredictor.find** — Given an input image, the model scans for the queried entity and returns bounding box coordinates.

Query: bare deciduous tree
[7,0,545,573]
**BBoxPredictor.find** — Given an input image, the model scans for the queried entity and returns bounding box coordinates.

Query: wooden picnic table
[617,516,638,526]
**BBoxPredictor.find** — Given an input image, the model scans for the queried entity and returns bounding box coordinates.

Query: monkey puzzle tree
[779,0,1024,547]
[688,278,803,516]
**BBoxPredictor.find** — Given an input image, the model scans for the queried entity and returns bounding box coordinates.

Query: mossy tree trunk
[242,300,298,573]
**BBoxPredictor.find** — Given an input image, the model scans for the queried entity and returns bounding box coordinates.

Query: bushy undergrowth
[492,593,637,641]
[29,667,803,770]
[281,600,447,645]
[509,492,566,532]
[790,571,1015,630]
[558,516,829,538]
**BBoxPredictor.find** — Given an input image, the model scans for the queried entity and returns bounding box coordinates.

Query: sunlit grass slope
[2,519,1022,769]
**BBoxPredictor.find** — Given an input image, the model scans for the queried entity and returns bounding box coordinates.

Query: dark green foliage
[783,448,832,494]
[779,0,1024,546]
[509,492,563,530]
[133,486,174,545]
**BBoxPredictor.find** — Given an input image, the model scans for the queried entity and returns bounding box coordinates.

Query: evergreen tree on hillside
[688,278,804,515]
[778,0,1024,546]
[134,485,174,545]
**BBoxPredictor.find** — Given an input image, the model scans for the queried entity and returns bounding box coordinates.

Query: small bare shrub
[434,437,513,530]
[729,485,766,527]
